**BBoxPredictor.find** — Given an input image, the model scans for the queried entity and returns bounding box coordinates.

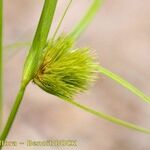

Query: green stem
[97,66,150,104]
[0,0,3,131]
[70,0,104,39]
[0,82,27,150]
[0,1,59,147]
[62,99,150,134]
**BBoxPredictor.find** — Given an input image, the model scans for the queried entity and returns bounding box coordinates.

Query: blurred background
[3,0,150,150]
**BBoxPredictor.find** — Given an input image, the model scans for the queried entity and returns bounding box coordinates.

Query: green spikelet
[33,35,97,99]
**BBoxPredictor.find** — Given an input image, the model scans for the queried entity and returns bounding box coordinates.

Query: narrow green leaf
[98,66,150,104]
[23,0,58,84]
[51,0,73,41]
[62,98,150,134]
[0,0,3,131]
[70,0,104,39]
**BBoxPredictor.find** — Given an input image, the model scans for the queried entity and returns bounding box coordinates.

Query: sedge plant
[0,0,150,149]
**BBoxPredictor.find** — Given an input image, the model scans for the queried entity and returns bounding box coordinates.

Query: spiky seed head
[33,35,97,100]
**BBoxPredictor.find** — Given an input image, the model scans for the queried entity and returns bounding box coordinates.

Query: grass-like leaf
[0,0,3,131]
[62,98,150,134]
[70,0,104,39]
[98,66,150,104]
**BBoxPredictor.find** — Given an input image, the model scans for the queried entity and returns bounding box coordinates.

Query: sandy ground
[3,0,150,150]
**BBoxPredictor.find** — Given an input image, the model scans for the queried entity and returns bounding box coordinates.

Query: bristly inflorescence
[33,35,97,100]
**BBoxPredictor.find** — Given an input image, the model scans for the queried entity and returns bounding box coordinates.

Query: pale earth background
[3,0,150,150]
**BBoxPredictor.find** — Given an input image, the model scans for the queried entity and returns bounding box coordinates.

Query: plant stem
[62,99,150,134]
[0,0,58,148]
[0,0,3,131]
[97,66,150,104]
[70,0,104,39]
[0,82,27,150]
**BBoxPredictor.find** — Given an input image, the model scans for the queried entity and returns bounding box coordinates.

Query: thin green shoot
[51,0,73,42]
[70,0,104,39]
[0,82,27,147]
[4,41,31,50]
[0,0,3,131]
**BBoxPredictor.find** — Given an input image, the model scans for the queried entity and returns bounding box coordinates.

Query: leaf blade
[98,66,150,104]
[23,0,58,84]
[70,0,104,39]
[62,98,150,134]
[0,0,3,131]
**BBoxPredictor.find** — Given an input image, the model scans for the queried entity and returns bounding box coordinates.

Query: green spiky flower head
[33,35,97,100]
